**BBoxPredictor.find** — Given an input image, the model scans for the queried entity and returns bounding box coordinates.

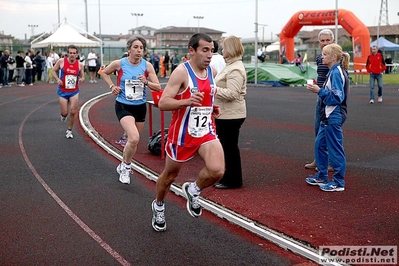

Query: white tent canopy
[31,19,101,49]
[265,41,298,53]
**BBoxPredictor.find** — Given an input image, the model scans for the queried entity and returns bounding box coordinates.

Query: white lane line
[18,101,131,266]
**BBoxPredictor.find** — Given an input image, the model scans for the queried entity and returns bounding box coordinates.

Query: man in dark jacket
[0,50,11,87]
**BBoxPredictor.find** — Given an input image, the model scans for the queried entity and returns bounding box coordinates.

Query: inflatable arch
[280,9,370,71]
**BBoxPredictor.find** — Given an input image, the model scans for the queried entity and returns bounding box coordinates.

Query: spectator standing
[163,51,170,77]
[305,43,350,192]
[0,51,3,87]
[87,49,97,83]
[384,55,392,74]
[46,52,55,83]
[15,51,25,86]
[144,52,152,62]
[79,53,86,74]
[24,51,34,86]
[151,33,224,232]
[95,53,102,79]
[34,51,45,82]
[209,40,226,75]
[305,29,335,171]
[151,52,160,76]
[182,53,190,62]
[42,52,48,82]
[29,49,36,83]
[366,46,386,103]
[0,50,11,87]
[214,35,247,189]
[7,52,16,84]
[170,51,180,73]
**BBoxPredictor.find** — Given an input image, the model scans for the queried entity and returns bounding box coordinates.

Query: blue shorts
[57,88,79,99]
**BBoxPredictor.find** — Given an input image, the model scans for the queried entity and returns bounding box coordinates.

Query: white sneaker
[89,80,94,83]
[378,97,383,103]
[116,162,131,184]
[93,79,98,83]
[369,99,374,104]
[65,130,73,139]
[61,116,67,122]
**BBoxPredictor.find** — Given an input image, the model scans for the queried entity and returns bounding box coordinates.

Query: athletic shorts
[115,101,146,122]
[88,66,96,72]
[57,88,79,99]
[165,137,218,162]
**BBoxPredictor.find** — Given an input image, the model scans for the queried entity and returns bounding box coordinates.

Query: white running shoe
[182,182,202,218]
[369,99,374,104]
[65,130,73,139]
[151,200,166,232]
[378,96,383,103]
[61,116,67,122]
[116,162,131,184]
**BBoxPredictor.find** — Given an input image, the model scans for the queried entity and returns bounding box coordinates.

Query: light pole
[193,16,204,33]
[131,13,143,29]
[28,24,38,38]
[258,24,268,46]
[254,0,258,84]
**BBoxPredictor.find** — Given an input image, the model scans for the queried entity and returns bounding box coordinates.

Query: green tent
[245,63,317,86]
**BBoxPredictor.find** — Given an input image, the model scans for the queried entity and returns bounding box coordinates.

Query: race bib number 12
[188,107,212,138]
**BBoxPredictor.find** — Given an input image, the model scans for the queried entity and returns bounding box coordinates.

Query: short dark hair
[213,40,219,53]
[188,33,212,51]
[67,44,79,52]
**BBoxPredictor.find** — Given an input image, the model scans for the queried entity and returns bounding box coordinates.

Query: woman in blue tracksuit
[305,43,350,192]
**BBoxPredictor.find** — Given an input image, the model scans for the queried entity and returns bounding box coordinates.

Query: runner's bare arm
[101,60,121,94]
[52,60,63,85]
[159,64,203,111]
[78,63,85,83]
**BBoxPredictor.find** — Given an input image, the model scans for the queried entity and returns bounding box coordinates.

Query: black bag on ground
[147,128,168,156]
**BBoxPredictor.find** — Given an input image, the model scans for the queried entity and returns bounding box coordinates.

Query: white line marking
[18,101,131,266]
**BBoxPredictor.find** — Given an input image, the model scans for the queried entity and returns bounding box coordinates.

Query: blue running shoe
[305,174,328,186]
[320,181,345,192]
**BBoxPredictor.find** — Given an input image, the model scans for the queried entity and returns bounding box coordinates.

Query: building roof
[155,26,224,35]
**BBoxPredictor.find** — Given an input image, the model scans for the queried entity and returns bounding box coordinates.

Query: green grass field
[350,73,399,85]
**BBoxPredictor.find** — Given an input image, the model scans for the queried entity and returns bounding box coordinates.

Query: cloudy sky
[2,0,399,40]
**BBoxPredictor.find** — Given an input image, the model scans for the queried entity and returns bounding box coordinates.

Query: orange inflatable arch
[280,9,370,71]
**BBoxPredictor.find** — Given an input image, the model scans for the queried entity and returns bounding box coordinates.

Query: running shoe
[61,116,67,122]
[320,181,345,192]
[182,182,202,218]
[305,174,328,186]
[151,200,166,232]
[116,162,130,184]
[65,130,73,139]
[115,136,127,147]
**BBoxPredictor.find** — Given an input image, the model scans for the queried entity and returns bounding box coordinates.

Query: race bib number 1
[188,107,212,138]
[125,79,144,101]
[65,75,77,89]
